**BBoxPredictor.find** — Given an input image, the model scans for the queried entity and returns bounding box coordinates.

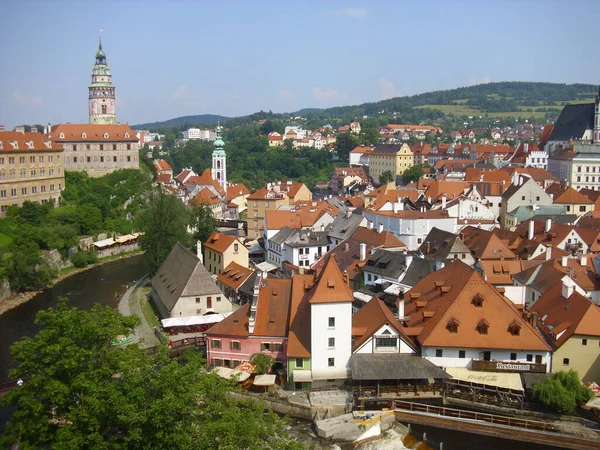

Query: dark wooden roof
[349,353,450,380]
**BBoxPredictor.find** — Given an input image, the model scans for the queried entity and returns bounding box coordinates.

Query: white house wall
[422,347,551,372]
[311,303,352,371]
[354,324,415,354]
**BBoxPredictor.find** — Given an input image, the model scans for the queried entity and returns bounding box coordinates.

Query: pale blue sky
[0,0,599,128]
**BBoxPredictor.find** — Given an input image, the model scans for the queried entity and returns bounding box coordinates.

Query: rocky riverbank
[0,251,144,316]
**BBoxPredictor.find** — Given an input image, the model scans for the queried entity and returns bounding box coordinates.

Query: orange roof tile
[49,123,138,142]
[253,278,292,337]
[0,131,63,152]
[309,256,353,304]
[350,146,375,154]
[216,262,254,290]
[546,184,593,205]
[352,297,416,351]
[203,231,238,253]
[350,226,406,248]
[287,274,314,358]
[206,303,250,338]
[226,183,250,200]
[405,261,551,351]
[190,187,223,206]
[153,159,172,172]
[424,180,470,202]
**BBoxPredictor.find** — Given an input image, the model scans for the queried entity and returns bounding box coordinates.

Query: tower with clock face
[89,38,117,124]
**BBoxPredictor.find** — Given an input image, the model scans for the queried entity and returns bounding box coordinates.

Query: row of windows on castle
[0,155,59,165]
[0,183,62,199]
[65,155,136,164]
[0,167,61,180]
[68,143,134,151]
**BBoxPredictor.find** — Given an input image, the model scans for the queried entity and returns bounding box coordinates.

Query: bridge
[394,400,600,450]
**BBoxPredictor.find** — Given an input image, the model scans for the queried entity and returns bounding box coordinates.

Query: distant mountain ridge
[134,81,598,128]
[132,114,231,129]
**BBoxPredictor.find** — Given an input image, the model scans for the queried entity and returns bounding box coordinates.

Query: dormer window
[447,317,460,334]
[59,133,64,139]
[82,132,87,139]
[477,319,489,335]
[44,141,51,148]
[472,293,485,307]
[508,320,521,336]
[124,133,129,138]
[104,132,109,138]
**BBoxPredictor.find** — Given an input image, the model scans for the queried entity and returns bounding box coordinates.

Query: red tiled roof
[0,131,63,152]
[309,256,353,304]
[49,124,138,142]
[253,278,292,337]
[226,183,250,200]
[203,231,238,253]
[190,187,223,206]
[350,226,406,248]
[216,262,254,290]
[287,274,314,358]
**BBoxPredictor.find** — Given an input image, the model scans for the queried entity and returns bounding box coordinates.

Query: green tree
[359,124,380,146]
[335,132,360,162]
[191,203,216,243]
[1,299,300,449]
[401,165,425,185]
[6,236,56,292]
[138,188,191,273]
[250,353,275,374]
[76,203,103,235]
[532,370,593,414]
[379,170,394,184]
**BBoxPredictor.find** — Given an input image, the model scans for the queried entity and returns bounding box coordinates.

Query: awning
[213,367,251,382]
[93,238,116,249]
[445,367,523,391]
[115,234,138,244]
[293,370,313,382]
[161,313,232,328]
[255,261,278,272]
[253,374,276,386]
[311,367,349,381]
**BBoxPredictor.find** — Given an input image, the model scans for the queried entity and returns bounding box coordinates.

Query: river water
[0,255,551,449]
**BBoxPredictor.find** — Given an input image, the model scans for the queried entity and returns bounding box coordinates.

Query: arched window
[216,160,220,169]
[82,132,87,139]
[101,105,107,114]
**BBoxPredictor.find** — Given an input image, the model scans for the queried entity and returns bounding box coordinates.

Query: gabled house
[404,260,552,370]
[530,282,600,382]
[205,275,292,369]
[362,249,433,293]
[419,227,475,266]
[500,176,554,229]
[203,231,249,275]
[546,183,594,216]
[216,262,255,305]
[150,242,231,318]
[327,210,368,246]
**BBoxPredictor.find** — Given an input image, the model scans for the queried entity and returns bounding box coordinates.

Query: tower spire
[89,37,116,124]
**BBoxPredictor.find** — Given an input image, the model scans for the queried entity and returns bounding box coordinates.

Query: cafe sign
[472,360,546,373]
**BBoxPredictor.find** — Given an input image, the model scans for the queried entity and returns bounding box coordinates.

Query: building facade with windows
[202,231,249,275]
[89,38,117,125]
[369,143,414,184]
[0,131,65,216]
[49,124,139,177]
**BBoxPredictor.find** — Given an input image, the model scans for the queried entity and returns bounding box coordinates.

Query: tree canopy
[379,170,394,185]
[532,370,593,414]
[401,165,425,185]
[1,299,301,449]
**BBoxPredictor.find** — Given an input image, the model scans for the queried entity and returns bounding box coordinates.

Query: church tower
[212,125,227,192]
[594,84,600,144]
[89,38,116,124]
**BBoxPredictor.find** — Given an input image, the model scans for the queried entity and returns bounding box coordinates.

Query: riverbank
[0,250,144,316]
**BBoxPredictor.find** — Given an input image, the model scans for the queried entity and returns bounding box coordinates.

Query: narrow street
[118,275,160,349]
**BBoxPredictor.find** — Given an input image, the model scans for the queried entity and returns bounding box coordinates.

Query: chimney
[581,255,588,267]
[561,277,574,299]
[343,270,349,286]
[441,195,447,210]
[531,311,538,329]
[545,218,552,233]
[392,202,398,213]
[545,246,552,261]
[249,273,263,334]
[397,298,405,321]
[196,241,203,264]
[346,209,352,219]
[561,255,569,267]
[345,242,350,252]
[528,220,535,240]
[378,223,384,233]
[399,201,404,211]
[512,171,519,186]
[368,221,373,230]
[360,243,367,261]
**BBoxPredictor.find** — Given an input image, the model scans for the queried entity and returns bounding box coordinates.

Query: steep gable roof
[350,226,407,248]
[253,278,292,337]
[352,297,416,352]
[204,231,238,253]
[152,242,222,313]
[216,262,254,290]
[404,261,550,351]
[287,274,314,358]
[309,256,353,304]
[205,303,250,338]
[549,103,595,142]
[546,184,593,205]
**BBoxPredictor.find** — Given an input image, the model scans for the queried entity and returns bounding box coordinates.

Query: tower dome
[212,124,227,191]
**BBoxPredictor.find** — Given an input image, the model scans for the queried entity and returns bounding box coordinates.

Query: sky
[1,0,599,128]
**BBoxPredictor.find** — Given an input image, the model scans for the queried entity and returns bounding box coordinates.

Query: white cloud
[172,84,188,99]
[328,7,367,18]
[312,87,345,102]
[378,77,397,100]
[468,75,492,86]
[11,89,42,106]
[277,90,296,101]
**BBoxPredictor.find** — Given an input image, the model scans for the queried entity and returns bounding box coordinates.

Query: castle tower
[594,84,600,144]
[211,125,227,191]
[89,38,116,124]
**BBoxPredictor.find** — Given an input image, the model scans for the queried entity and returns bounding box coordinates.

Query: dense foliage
[1,299,300,449]
[532,370,593,414]
[0,169,152,291]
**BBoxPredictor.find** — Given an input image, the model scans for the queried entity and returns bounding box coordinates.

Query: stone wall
[95,243,139,259]
[42,249,73,271]
[0,278,11,302]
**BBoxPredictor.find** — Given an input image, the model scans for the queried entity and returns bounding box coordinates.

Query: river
[0,254,553,449]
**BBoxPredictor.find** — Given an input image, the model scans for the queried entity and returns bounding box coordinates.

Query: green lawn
[415,104,482,116]
[139,287,161,327]
[0,233,13,249]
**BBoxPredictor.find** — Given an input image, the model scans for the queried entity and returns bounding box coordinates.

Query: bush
[532,370,593,414]
[250,353,275,375]
[70,250,99,268]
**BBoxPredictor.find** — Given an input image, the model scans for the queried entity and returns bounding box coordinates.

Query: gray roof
[401,257,436,287]
[151,242,222,313]
[419,227,469,261]
[283,229,330,248]
[350,354,450,381]
[549,103,595,142]
[327,211,366,241]
[363,249,408,278]
[238,271,259,297]
[270,227,296,245]
[325,196,349,213]
[506,204,568,221]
